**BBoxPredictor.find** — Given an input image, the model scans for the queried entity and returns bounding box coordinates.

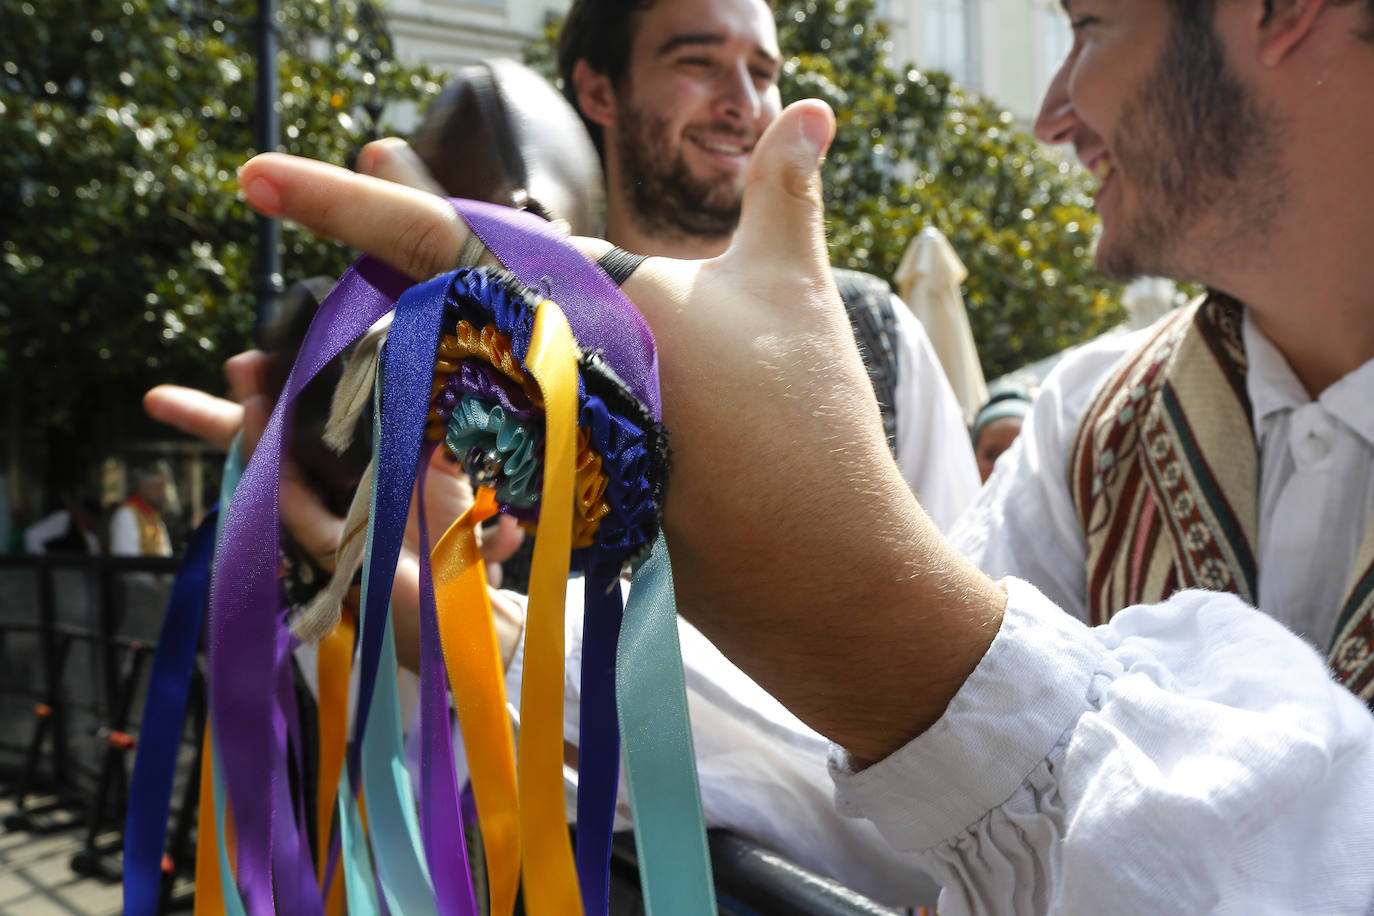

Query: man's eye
[751,69,776,84]
[1070,14,1099,30]
[679,57,713,69]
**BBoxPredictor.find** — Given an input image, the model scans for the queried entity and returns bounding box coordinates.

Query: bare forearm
[657,324,1005,763]
[666,452,1004,762]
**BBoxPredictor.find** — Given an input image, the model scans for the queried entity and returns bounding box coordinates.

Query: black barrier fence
[0,554,180,792]
[0,551,918,914]
[0,552,202,902]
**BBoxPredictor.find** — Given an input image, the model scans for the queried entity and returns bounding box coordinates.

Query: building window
[922,0,977,88]
[1035,2,1073,97]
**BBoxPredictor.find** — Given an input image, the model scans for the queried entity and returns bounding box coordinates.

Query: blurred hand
[144,352,525,672]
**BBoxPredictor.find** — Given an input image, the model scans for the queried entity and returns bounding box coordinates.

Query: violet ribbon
[452,200,661,423]
[207,257,409,914]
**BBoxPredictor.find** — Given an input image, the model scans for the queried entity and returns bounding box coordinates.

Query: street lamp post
[252,0,283,343]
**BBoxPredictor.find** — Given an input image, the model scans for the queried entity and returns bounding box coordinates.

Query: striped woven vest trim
[833,268,900,455]
[1329,528,1374,701]
[1070,294,1374,704]
[1070,294,1258,621]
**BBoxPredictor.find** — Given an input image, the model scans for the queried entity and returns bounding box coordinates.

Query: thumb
[727,99,834,276]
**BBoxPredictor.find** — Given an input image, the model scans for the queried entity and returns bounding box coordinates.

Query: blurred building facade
[379,0,1070,125]
[876,0,1071,124]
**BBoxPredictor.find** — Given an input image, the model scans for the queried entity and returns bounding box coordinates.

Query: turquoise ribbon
[338,767,381,916]
[211,439,248,916]
[617,536,716,915]
[445,394,544,507]
[354,362,437,916]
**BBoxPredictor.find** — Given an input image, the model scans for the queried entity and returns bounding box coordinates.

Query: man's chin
[1093,228,1158,283]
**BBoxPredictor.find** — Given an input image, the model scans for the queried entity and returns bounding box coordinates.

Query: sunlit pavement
[0,794,125,916]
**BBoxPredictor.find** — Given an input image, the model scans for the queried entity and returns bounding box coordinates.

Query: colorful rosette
[424,266,668,573]
[123,203,714,916]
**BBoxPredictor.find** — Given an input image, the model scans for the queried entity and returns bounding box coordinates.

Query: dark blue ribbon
[575,569,625,916]
[123,505,219,915]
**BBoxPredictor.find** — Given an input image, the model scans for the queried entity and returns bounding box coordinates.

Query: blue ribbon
[350,272,443,789]
[122,503,219,915]
[576,569,625,916]
[353,344,439,915]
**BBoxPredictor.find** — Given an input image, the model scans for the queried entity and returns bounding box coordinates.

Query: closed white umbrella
[894,227,988,425]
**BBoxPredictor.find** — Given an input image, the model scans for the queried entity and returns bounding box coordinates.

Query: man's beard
[614,102,744,243]
[1096,16,1286,281]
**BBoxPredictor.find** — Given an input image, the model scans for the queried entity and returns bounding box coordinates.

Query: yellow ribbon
[193,726,225,916]
[315,607,355,901]
[517,299,583,915]
[432,485,520,916]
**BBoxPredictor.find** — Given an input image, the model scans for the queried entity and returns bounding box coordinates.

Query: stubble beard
[614,100,744,244]
[1096,16,1287,283]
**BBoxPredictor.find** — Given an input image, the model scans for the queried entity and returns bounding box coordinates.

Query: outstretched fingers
[239,152,469,281]
[142,385,244,454]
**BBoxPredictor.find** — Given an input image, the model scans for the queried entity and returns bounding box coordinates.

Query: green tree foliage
[0,0,442,448]
[528,0,1123,379]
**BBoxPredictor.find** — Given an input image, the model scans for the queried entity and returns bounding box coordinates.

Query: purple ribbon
[416,441,479,916]
[453,200,661,422]
[208,257,410,914]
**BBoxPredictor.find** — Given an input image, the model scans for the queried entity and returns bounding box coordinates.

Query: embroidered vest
[1070,294,1374,703]
[126,495,169,557]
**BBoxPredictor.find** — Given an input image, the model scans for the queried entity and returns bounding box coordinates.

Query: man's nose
[1033,55,1078,145]
[716,61,762,122]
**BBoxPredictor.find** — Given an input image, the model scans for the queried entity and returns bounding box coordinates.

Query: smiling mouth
[689,134,752,158]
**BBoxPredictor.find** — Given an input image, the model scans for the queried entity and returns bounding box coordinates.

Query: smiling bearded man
[613,100,749,241]
[1091,0,1287,280]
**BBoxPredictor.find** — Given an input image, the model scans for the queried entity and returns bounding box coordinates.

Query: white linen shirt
[837,310,1374,913]
[889,293,982,531]
[831,579,1374,915]
[952,310,1374,649]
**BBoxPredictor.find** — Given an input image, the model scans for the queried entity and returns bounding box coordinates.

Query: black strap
[597,247,648,286]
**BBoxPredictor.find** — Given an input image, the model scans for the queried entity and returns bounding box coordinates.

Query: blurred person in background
[970,383,1032,483]
[23,491,102,555]
[108,468,171,557]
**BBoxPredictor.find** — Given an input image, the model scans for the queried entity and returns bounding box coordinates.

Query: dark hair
[556,0,660,159]
[556,0,779,158]
[1167,0,1373,40]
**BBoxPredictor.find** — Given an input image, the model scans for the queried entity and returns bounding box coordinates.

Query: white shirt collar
[1242,308,1374,451]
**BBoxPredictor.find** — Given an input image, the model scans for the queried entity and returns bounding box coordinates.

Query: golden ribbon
[315,606,355,907]
[432,485,521,916]
[517,300,583,914]
[192,726,225,916]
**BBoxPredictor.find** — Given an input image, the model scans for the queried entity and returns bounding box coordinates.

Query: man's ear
[1258,0,1328,66]
[572,59,617,130]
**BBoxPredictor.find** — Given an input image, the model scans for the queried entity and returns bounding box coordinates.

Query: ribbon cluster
[124,203,715,915]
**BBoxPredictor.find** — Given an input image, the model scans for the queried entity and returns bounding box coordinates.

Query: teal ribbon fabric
[446,395,544,508]
[211,441,249,916]
[618,536,716,915]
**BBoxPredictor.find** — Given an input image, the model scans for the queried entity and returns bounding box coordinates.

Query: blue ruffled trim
[438,268,663,568]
